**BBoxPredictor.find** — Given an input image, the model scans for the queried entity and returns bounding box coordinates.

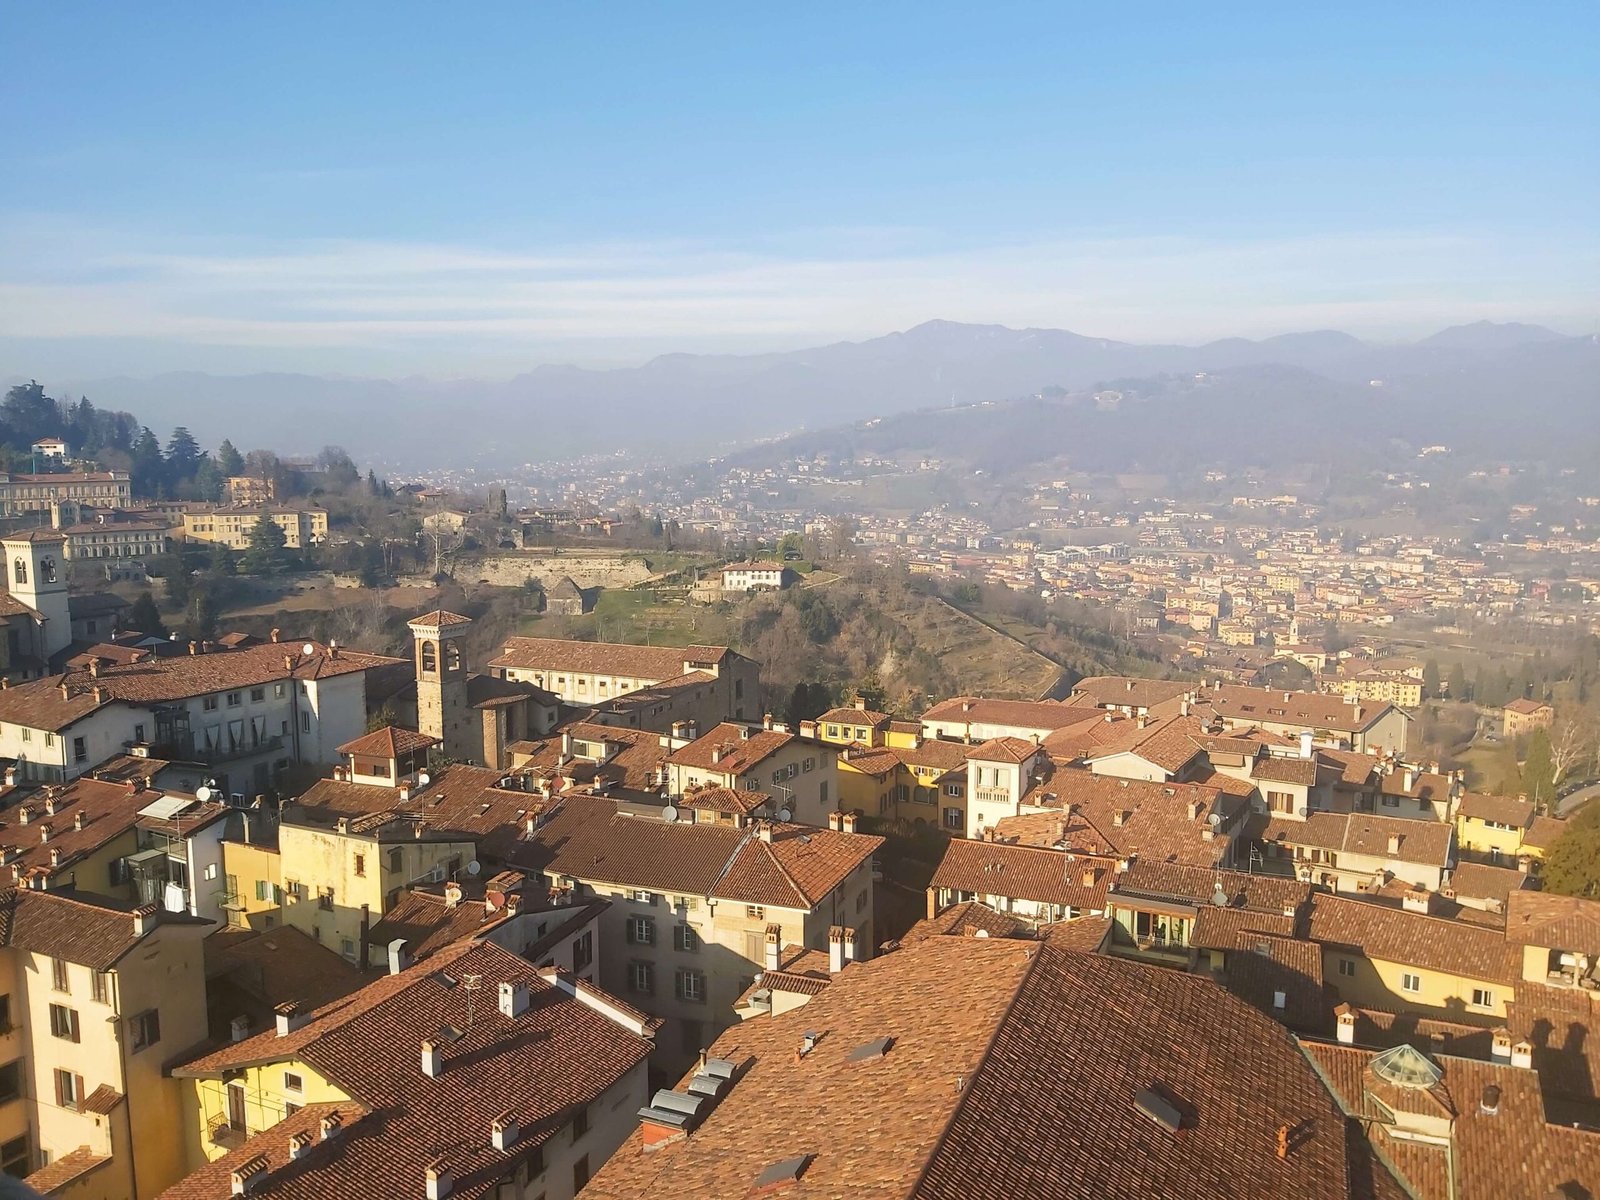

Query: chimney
[490,1112,519,1152]
[2,767,13,787]
[561,731,573,757]
[828,810,843,832]
[287,1130,312,1162]
[421,1039,443,1078]
[47,847,60,869]
[284,656,295,673]
[1387,833,1402,856]
[1187,800,1203,821]
[443,881,463,908]
[497,980,529,1019]
[1276,1124,1290,1161]
[1479,1084,1501,1116]
[425,1159,454,1200]
[38,822,52,845]
[275,1001,306,1037]
[88,658,100,678]
[230,1014,251,1043]
[43,794,57,815]
[763,712,774,731]
[711,748,723,765]
[1113,810,1128,827]
[1511,1040,1532,1069]
[229,1156,270,1196]
[840,811,858,834]
[388,938,412,976]
[1335,1004,1356,1044]
[1402,767,1416,793]
[962,700,973,713]
[1491,1028,1512,1061]
[756,822,773,844]
[843,927,858,963]
[1299,731,1313,760]
[1180,698,1190,717]
[188,641,200,656]
[132,904,157,937]
[72,811,85,832]
[828,926,846,974]
[270,628,281,643]
[764,923,782,972]
[1402,887,1430,914]
[739,726,752,741]
[15,806,29,826]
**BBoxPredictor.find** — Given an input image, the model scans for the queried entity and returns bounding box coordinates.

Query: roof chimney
[88,657,100,678]
[1480,1085,1501,1116]
[318,1111,342,1141]
[230,1014,251,1043]
[15,805,29,826]
[763,712,774,731]
[828,926,846,975]
[72,811,85,832]
[47,847,60,869]
[764,923,782,972]
[1491,1028,1512,1061]
[840,811,859,834]
[497,980,529,1019]
[1387,833,1402,856]
[38,822,52,844]
[424,1158,454,1200]
[1511,1040,1532,1069]
[388,938,412,976]
[490,1111,520,1152]
[270,628,281,643]
[275,1001,307,1037]
[843,927,857,963]
[286,1130,312,1162]
[230,1155,270,1196]
[1335,1004,1356,1044]
[421,1038,443,1077]
[132,903,158,937]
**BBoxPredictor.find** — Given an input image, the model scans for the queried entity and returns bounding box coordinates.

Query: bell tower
[407,609,476,764]
[4,530,71,666]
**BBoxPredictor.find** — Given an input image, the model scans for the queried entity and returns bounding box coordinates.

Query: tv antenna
[462,974,483,1027]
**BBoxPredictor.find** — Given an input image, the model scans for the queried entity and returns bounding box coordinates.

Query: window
[11,560,23,587]
[573,1104,590,1140]
[43,734,52,748]
[0,1060,21,1104]
[91,971,109,1004]
[573,1156,590,1191]
[1471,988,1495,1009]
[856,889,868,913]
[50,958,69,993]
[1338,958,1356,978]
[354,854,366,878]
[674,923,699,953]
[131,1008,160,1051]
[301,711,311,733]
[675,969,706,1003]
[446,643,462,672]
[676,896,699,911]
[225,691,241,708]
[745,905,764,921]
[388,847,402,873]
[944,782,963,797]
[275,683,286,698]
[1273,990,1287,1010]
[571,928,594,972]
[203,695,218,711]
[17,728,27,743]
[1381,794,1399,808]
[630,889,655,906]
[1401,972,1421,994]
[626,916,654,946]
[40,558,55,584]
[250,687,265,702]
[0,995,9,1033]
[420,641,437,673]
[72,737,86,765]
[318,888,335,912]
[133,723,145,743]
[0,1134,27,1178]
[943,807,964,830]
[53,1069,83,1111]
[341,939,355,960]
[628,960,654,996]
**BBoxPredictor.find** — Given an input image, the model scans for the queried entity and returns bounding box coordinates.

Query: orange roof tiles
[335,725,439,758]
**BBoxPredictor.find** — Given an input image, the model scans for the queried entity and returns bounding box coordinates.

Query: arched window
[420,641,437,673]
[40,558,55,584]
[12,559,25,587]
[446,642,462,673]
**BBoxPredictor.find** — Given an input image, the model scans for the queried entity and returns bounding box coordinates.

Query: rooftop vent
[1480,1084,1501,1116]
[846,1036,894,1063]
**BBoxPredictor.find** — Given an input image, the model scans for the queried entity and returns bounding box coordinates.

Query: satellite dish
[1296,806,1309,818]
[194,785,213,803]
[661,806,679,823]
[777,807,793,823]
[1211,882,1229,907]
[466,860,481,876]
[417,772,431,786]
[1207,812,1222,827]
[974,928,990,938]
[302,643,316,657]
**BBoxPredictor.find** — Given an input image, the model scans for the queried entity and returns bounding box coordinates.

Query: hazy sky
[4,2,1595,379]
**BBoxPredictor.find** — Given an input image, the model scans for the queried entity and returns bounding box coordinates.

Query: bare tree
[1550,709,1599,787]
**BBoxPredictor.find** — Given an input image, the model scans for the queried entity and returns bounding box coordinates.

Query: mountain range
[16,320,1595,471]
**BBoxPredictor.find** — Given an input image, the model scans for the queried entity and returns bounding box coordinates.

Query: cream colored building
[180,507,328,551]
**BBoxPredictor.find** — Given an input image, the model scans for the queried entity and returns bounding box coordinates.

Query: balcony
[971,787,1014,806]
[208,1115,246,1150]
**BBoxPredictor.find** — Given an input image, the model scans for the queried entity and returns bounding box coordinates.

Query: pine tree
[239,515,291,576]
[127,592,167,639]
[1522,729,1557,813]
[130,427,164,498]
[1446,661,1468,701]
[216,439,245,477]
[1421,659,1441,700]
[164,427,202,487]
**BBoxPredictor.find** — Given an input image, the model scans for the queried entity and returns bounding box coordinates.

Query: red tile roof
[930,840,1113,910]
[336,726,439,758]
[666,722,796,775]
[1307,894,1523,985]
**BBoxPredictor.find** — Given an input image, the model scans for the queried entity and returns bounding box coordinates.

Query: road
[1558,783,1600,818]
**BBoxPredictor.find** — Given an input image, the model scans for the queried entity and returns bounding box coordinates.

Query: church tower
[4,530,71,666]
[407,609,477,764]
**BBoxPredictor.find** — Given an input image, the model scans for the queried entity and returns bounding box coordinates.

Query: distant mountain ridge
[17,320,1592,469]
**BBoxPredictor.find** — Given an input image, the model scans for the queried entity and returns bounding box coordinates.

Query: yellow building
[219,839,284,931]
[1331,671,1423,710]
[4,890,210,1198]
[811,702,892,748]
[180,507,328,551]
[1501,697,1554,739]
[1454,791,1537,865]
[169,941,653,1198]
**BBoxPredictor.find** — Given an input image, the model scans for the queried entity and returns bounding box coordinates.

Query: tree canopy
[1543,803,1600,899]
[239,515,293,576]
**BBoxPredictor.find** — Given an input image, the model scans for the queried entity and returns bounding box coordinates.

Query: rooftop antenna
[462,973,483,1028]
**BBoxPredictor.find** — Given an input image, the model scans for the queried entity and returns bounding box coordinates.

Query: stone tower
[4,530,71,665]
[407,609,477,764]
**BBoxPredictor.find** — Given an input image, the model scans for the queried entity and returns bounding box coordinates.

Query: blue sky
[3,2,1595,377]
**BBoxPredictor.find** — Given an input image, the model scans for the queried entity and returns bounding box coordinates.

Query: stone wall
[450,552,660,590]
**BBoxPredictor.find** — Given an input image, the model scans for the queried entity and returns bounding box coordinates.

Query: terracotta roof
[0,887,169,970]
[203,926,366,1038]
[931,840,1113,910]
[0,639,401,732]
[0,776,196,883]
[1458,791,1535,828]
[1504,891,1600,949]
[1502,697,1552,715]
[1253,755,1320,786]
[1068,675,1195,711]
[1115,861,1313,915]
[1444,862,1530,908]
[964,735,1041,764]
[364,888,520,964]
[666,723,796,775]
[1190,905,1298,948]
[405,608,472,628]
[1221,931,1331,1033]
[1205,685,1398,734]
[837,743,900,776]
[1261,812,1454,867]
[899,900,1033,944]
[1505,980,1600,1101]
[24,1146,113,1196]
[1040,913,1113,951]
[1319,749,1381,787]
[816,706,891,727]
[895,738,974,774]
[919,696,1103,734]
[715,823,883,910]
[336,726,438,758]
[678,785,773,816]
[1520,813,1565,850]
[1302,1042,1600,1200]
[1307,894,1523,985]
[509,721,665,797]
[490,636,736,679]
